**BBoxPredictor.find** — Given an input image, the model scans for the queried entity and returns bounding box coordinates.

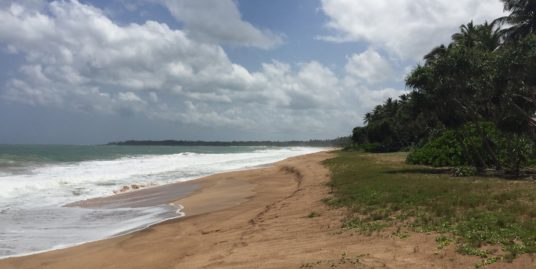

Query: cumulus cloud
[1,0,398,138]
[320,0,505,60]
[157,0,284,49]
[345,48,395,85]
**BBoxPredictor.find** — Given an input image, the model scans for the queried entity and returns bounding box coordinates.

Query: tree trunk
[475,121,502,170]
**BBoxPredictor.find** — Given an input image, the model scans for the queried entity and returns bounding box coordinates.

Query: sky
[0,0,506,144]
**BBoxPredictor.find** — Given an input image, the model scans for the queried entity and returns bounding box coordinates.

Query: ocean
[0,144,324,258]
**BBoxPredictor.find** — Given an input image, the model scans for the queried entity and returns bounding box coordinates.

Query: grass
[323,151,536,264]
[299,252,367,268]
[436,235,454,249]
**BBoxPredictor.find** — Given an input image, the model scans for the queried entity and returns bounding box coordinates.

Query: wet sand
[67,181,199,209]
[1,151,535,269]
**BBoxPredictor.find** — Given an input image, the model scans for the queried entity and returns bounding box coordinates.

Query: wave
[0,146,325,258]
[0,147,321,204]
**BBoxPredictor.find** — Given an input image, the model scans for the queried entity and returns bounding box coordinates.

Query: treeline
[108,137,350,147]
[351,0,536,176]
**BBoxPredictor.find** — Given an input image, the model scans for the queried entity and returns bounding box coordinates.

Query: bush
[530,156,536,167]
[406,130,464,167]
[360,143,388,153]
[407,122,506,168]
[342,143,362,152]
[498,134,535,176]
[452,166,477,177]
[408,123,535,176]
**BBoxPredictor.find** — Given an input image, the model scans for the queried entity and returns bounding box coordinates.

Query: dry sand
[1,151,535,269]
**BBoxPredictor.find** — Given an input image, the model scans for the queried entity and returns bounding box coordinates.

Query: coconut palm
[424,22,501,64]
[475,22,502,51]
[452,21,479,47]
[452,21,502,50]
[494,0,536,42]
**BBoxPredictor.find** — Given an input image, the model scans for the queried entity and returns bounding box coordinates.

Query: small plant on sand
[300,253,367,268]
[343,218,389,236]
[392,226,410,239]
[308,211,320,218]
[476,257,499,268]
[435,235,454,249]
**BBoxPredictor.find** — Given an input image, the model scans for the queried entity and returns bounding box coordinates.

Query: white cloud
[2,0,396,138]
[320,0,505,60]
[118,92,145,104]
[157,0,283,49]
[345,48,395,85]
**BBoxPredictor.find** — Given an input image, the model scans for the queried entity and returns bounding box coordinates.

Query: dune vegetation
[330,0,536,266]
[325,151,536,266]
[350,0,536,177]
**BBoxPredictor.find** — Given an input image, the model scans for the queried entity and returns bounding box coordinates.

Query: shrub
[498,134,535,176]
[408,123,535,176]
[406,130,464,167]
[452,166,478,177]
[360,143,388,153]
[408,122,505,168]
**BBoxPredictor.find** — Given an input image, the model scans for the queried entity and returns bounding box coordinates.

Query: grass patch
[299,252,367,268]
[343,218,389,236]
[436,235,454,249]
[324,151,536,263]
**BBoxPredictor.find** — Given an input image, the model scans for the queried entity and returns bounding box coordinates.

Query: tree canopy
[351,0,536,176]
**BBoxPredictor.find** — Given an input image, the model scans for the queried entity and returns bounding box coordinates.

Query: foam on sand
[0,147,325,258]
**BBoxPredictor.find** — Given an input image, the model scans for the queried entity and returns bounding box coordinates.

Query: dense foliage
[406,129,465,167]
[352,0,536,176]
[407,122,535,175]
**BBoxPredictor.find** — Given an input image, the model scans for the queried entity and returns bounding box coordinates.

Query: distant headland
[107,138,350,147]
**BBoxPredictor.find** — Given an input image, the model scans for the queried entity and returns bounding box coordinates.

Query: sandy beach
[1,151,534,269]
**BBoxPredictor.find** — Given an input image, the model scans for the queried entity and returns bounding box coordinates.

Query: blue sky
[0,0,505,144]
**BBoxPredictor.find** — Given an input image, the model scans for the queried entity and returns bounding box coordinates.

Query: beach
[0,145,324,257]
[2,151,533,269]
[2,0,535,268]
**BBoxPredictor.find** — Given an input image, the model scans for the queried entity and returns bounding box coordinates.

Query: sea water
[0,144,324,257]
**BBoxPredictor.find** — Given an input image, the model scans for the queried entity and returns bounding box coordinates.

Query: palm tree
[452,21,479,47]
[475,22,502,51]
[452,21,502,50]
[424,44,449,64]
[363,112,372,125]
[494,0,536,42]
[424,21,501,64]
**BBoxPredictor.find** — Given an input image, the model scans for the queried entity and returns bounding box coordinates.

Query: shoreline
[0,204,185,260]
[0,151,335,268]
[0,150,331,261]
[0,147,331,260]
[0,150,512,269]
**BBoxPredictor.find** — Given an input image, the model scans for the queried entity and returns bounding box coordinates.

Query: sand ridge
[2,151,534,268]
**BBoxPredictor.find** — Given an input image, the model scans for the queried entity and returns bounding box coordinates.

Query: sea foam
[0,147,324,257]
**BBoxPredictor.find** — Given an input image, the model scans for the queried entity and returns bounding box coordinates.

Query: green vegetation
[324,151,536,263]
[436,235,455,249]
[406,122,535,176]
[328,0,536,266]
[299,252,367,268]
[307,211,320,218]
[350,0,536,177]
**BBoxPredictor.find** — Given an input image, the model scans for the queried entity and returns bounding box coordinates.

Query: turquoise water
[0,144,268,167]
